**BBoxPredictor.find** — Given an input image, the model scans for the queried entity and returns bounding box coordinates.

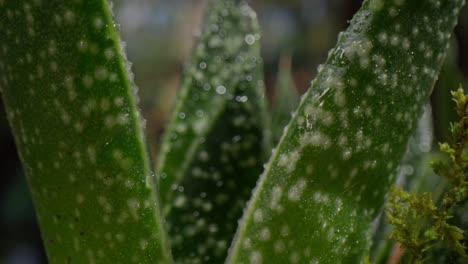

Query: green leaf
[226,0,466,263]
[271,54,300,145]
[155,0,269,262]
[0,1,171,262]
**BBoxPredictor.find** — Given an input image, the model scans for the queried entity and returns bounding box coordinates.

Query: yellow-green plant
[387,87,468,264]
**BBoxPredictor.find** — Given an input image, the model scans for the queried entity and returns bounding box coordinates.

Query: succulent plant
[0,0,465,263]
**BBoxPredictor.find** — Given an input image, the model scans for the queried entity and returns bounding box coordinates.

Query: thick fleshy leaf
[0,1,171,262]
[226,0,466,263]
[155,1,269,262]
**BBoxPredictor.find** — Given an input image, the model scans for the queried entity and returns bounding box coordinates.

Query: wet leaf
[0,1,172,262]
[155,1,269,262]
[227,0,466,263]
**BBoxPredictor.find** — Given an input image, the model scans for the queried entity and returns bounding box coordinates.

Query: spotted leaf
[155,1,269,263]
[227,0,466,263]
[0,0,172,262]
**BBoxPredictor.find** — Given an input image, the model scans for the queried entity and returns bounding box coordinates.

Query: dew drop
[245,34,255,45]
[215,85,226,95]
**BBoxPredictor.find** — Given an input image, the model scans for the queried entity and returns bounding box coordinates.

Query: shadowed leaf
[271,54,300,145]
[155,1,269,262]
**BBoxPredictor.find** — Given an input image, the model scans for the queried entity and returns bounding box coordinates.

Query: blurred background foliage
[0,0,467,263]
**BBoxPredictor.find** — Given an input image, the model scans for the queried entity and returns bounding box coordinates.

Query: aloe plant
[155,1,269,262]
[0,0,466,263]
[0,1,171,262]
[227,0,465,263]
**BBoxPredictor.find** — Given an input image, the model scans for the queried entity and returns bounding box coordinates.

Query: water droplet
[216,85,226,95]
[235,96,248,103]
[245,34,255,45]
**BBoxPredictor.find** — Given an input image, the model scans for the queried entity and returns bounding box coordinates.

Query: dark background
[1,0,467,262]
